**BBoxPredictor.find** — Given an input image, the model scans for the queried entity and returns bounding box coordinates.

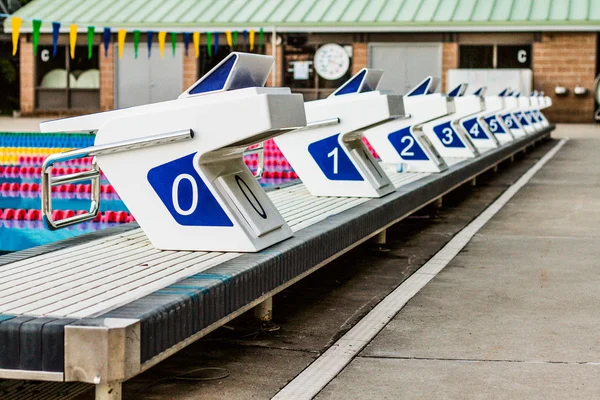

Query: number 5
[489,119,498,132]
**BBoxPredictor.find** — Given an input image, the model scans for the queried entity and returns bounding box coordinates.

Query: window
[497,45,531,68]
[36,45,99,110]
[460,44,531,69]
[459,45,494,69]
[283,37,353,101]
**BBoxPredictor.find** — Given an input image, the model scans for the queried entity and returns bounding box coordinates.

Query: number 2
[441,127,454,145]
[327,147,339,174]
[400,135,415,156]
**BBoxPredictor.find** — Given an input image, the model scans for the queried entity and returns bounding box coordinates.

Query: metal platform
[0,127,553,394]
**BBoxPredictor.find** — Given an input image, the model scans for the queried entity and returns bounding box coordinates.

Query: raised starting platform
[0,53,555,399]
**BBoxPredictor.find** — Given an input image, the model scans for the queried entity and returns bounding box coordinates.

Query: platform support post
[374,229,387,245]
[493,164,499,173]
[434,197,443,209]
[96,382,122,400]
[510,155,515,162]
[254,297,273,322]
[471,177,477,187]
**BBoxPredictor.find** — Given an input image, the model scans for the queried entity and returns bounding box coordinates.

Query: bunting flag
[52,22,61,57]
[171,32,177,57]
[249,29,255,51]
[32,20,42,56]
[193,32,200,58]
[147,31,154,58]
[11,17,22,56]
[207,32,212,57]
[133,30,140,58]
[103,27,111,58]
[69,24,77,59]
[0,14,266,59]
[183,32,191,56]
[158,31,166,59]
[87,26,95,59]
[117,29,126,59]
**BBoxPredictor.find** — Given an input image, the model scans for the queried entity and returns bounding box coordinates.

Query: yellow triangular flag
[225,31,233,47]
[158,31,166,59]
[118,29,126,59]
[193,32,200,59]
[249,29,255,51]
[12,17,22,56]
[69,24,78,59]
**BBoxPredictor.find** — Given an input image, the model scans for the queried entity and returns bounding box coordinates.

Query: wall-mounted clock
[314,43,350,81]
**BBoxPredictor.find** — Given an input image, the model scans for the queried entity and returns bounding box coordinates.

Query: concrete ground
[317,126,600,399]
[1,124,599,399]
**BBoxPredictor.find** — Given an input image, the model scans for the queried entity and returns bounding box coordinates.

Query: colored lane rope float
[0,134,304,227]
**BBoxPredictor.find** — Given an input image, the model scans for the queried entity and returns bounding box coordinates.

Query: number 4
[469,122,479,136]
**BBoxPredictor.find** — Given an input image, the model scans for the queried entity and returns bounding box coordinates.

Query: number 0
[172,173,198,216]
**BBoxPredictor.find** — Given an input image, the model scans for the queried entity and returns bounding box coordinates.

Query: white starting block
[524,92,544,131]
[363,76,449,173]
[418,83,479,159]
[514,93,538,134]
[500,89,527,138]
[274,69,402,198]
[481,88,515,144]
[529,91,550,128]
[455,86,500,151]
[39,53,308,252]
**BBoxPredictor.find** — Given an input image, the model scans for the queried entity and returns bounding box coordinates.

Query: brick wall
[183,51,198,89]
[265,42,283,87]
[352,42,368,75]
[533,32,597,123]
[99,43,115,111]
[442,42,458,93]
[19,37,34,114]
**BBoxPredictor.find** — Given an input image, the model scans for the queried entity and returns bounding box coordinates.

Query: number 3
[441,127,454,145]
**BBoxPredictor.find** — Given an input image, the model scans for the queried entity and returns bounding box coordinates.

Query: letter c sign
[517,49,527,64]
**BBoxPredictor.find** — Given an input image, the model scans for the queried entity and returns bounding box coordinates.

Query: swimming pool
[0,132,303,252]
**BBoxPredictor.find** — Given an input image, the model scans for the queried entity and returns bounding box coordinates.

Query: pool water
[0,133,305,253]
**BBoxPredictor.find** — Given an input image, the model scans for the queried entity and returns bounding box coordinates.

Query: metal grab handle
[242,117,341,180]
[244,142,266,179]
[42,129,194,230]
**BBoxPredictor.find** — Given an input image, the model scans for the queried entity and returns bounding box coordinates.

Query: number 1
[328,147,339,174]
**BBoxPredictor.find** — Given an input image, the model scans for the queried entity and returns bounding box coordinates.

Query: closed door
[117,43,184,108]
[369,43,442,95]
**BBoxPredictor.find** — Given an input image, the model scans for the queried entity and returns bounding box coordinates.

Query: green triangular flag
[133,30,140,58]
[207,32,212,57]
[32,20,42,56]
[233,31,238,47]
[259,28,264,47]
[171,32,177,57]
[87,26,95,60]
